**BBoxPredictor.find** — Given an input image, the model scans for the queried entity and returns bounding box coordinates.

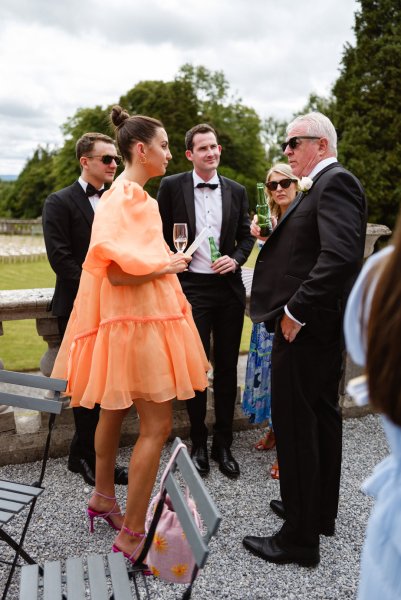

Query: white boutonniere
[299,177,313,193]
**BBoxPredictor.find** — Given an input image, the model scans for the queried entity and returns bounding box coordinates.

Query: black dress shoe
[191,446,210,476]
[114,465,128,485]
[269,500,335,536]
[243,533,319,567]
[211,447,240,478]
[270,499,286,519]
[68,457,95,486]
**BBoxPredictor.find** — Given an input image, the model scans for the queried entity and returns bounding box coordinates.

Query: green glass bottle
[208,236,222,262]
[256,182,273,236]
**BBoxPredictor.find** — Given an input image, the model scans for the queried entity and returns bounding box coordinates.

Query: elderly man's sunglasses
[266,178,297,191]
[280,136,320,153]
[86,154,122,165]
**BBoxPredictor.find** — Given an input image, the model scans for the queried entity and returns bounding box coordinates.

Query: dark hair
[110,105,164,163]
[185,123,218,152]
[75,132,115,160]
[366,208,401,425]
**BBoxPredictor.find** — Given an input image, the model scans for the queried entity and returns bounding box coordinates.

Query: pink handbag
[144,443,202,585]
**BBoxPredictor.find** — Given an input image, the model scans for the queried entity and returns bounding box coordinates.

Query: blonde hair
[265,163,299,217]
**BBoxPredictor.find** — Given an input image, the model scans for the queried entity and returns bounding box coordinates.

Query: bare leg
[88,407,129,529]
[113,398,172,557]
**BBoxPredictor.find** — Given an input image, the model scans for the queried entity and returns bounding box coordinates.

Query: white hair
[286,112,337,156]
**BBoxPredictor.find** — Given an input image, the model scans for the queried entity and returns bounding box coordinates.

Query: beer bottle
[208,236,222,262]
[256,182,273,236]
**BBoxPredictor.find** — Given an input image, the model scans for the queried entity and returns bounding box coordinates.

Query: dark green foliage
[2,147,56,218]
[332,0,401,228]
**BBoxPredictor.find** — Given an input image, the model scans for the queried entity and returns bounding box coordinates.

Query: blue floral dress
[242,322,274,425]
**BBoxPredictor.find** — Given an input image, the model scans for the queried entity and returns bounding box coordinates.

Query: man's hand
[280,313,302,343]
[165,252,191,274]
[211,255,237,274]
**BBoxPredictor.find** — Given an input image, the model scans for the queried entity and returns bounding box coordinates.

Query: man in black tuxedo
[243,112,367,566]
[157,124,254,478]
[42,132,128,486]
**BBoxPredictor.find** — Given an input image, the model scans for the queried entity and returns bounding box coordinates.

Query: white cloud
[0,0,358,174]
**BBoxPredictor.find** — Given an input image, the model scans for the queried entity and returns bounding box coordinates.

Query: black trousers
[180,273,244,449]
[271,319,343,548]
[58,316,100,466]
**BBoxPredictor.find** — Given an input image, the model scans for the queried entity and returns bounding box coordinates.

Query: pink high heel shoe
[87,491,122,533]
[112,525,152,575]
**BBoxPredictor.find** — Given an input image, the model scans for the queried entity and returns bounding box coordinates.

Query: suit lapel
[181,174,196,240]
[71,181,94,227]
[219,176,231,248]
[267,161,341,238]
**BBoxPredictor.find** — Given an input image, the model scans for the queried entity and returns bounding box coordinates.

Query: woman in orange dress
[52,105,209,564]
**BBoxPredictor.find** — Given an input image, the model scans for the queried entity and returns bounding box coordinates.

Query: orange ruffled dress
[51,180,209,410]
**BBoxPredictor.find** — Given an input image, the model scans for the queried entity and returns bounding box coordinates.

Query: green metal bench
[18,437,222,599]
[0,369,67,599]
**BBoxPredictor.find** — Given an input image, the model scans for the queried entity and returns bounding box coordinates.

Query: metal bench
[19,437,222,599]
[0,369,67,599]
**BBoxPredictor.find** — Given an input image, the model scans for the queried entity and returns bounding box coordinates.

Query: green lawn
[1,259,55,370]
[1,244,257,370]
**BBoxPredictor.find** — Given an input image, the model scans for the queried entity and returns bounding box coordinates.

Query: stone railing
[0,218,43,236]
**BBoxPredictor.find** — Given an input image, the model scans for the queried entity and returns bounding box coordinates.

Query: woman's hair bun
[111,105,130,128]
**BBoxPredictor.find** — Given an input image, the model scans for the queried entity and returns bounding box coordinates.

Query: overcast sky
[0,0,359,175]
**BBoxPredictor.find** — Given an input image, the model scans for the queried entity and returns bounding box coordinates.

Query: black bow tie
[196,182,218,190]
[86,183,105,198]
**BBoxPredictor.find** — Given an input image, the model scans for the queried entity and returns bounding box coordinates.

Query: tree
[332,0,401,228]
[4,147,56,218]
[52,106,113,190]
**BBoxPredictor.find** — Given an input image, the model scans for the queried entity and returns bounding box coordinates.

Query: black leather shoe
[191,446,210,476]
[270,499,286,519]
[242,533,319,567]
[269,500,335,536]
[68,457,95,486]
[211,447,240,478]
[114,466,128,485]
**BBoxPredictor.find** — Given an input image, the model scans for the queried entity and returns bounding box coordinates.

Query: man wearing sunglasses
[244,112,367,567]
[42,132,128,487]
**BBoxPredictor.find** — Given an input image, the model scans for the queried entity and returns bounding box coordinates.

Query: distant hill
[0,175,18,181]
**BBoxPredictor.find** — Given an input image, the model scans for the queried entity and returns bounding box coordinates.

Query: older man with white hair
[244,112,367,566]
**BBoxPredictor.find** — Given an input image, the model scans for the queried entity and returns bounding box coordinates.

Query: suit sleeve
[42,193,82,281]
[232,187,254,266]
[287,171,366,323]
[157,177,175,252]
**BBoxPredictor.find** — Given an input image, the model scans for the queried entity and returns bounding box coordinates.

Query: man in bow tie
[243,112,367,567]
[42,132,128,487]
[157,123,254,479]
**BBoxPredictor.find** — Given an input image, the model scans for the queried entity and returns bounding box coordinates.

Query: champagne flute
[173,223,188,252]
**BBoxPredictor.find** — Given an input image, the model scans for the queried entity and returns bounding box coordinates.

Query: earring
[139,156,147,165]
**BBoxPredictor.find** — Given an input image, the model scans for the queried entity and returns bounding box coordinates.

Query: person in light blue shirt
[344,209,401,600]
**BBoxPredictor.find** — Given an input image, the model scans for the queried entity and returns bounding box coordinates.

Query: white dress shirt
[190,171,222,274]
[78,176,103,212]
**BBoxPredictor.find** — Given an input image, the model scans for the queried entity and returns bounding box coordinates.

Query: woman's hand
[162,252,191,274]
[250,214,278,240]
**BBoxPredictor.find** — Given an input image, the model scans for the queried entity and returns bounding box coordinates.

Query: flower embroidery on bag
[299,177,313,193]
[153,532,168,552]
[150,565,160,577]
[171,563,189,577]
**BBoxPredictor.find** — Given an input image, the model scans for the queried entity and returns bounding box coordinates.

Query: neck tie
[86,183,105,198]
[196,182,218,190]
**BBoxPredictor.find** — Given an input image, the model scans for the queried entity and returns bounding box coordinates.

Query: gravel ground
[0,414,388,599]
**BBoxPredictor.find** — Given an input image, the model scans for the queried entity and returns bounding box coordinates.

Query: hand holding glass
[173,223,188,252]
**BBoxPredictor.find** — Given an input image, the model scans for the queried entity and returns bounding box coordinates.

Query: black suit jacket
[157,171,254,305]
[250,162,367,334]
[42,181,94,317]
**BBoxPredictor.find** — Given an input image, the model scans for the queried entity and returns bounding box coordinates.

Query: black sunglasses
[266,178,297,191]
[280,136,320,153]
[86,154,122,165]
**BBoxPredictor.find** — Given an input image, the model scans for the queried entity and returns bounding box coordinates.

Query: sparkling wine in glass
[173,223,188,252]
